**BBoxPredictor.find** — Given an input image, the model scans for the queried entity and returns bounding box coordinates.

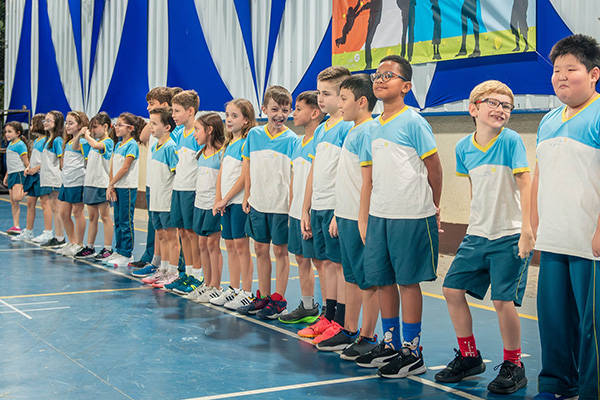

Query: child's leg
[360,287,379,338]
[312,258,327,302]
[443,287,473,337]
[40,194,53,231]
[344,281,361,332]
[140,189,154,263]
[154,229,167,266]
[87,204,99,247]
[254,241,272,296]
[186,228,200,274]
[165,228,180,267]
[179,229,192,266]
[198,235,212,286]
[26,196,38,231]
[493,300,522,366]
[60,201,75,242]
[98,202,113,248]
[234,237,252,292]
[225,239,240,289]
[296,255,315,297]
[122,188,136,257]
[51,193,64,238]
[72,203,86,245]
[9,187,21,227]
[323,259,338,320]
[273,244,289,296]
[333,261,346,325]
[379,284,401,349]
[207,232,223,287]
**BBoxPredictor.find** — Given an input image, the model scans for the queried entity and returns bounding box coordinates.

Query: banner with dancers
[332,0,536,71]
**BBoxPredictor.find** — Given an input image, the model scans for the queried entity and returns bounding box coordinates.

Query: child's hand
[24,167,30,176]
[242,196,250,214]
[435,206,444,234]
[358,218,368,245]
[329,216,338,238]
[301,212,312,240]
[213,198,227,216]
[3,175,7,187]
[592,228,600,258]
[107,186,116,202]
[518,230,535,259]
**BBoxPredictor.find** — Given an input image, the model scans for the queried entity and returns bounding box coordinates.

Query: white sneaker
[64,244,82,257]
[224,290,253,310]
[210,286,238,306]
[112,255,134,267]
[32,230,53,244]
[196,286,223,303]
[12,229,34,241]
[57,243,72,256]
[102,252,120,265]
[185,283,208,301]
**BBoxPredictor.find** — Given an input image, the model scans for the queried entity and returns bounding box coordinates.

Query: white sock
[56,236,64,241]
[160,260,169,272]
[192,268,203,279]
[185,265,193,276]
[151,255,161,266]
[302,296,315,309]
[168,264,178,274]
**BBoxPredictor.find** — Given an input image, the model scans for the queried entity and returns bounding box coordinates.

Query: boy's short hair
[149,106,177,132]
[550,34,600,73]
[263,85,292,107]
[379,55,413,81]
[296,91,319,108]
[469,80,514,104]
[172,90,200,113]
[340,74,378,112]
[146,87,173,105]
[317,66,351,92]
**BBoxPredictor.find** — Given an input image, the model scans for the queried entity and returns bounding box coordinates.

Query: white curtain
[5,0,27,111]
[148,0,169,90]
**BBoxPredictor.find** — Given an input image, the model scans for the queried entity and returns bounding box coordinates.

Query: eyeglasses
[475,98,515,113]
[115,123,133,128]
[65,121,77,126]
[42,119,54,123]
[370,71,408,83]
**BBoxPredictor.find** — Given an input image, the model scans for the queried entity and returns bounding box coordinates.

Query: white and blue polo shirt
[335,119,374,221]
[148,137,178,212]
[456,128,529,240]
[173,127,201,191]
[113,137,139,189]
[535,94,600,260]
[289,135,314,220]
[62,138,91,187]
[195,148,223,210]
[30,136,47,170]
[242,125,298,214]
[41,136,63,188]
[85,138,114,189]
[309,118,353,210]
[146,125,183,189]
[220,137,246,206]
[6,139,28,174]
[370,106,437,219]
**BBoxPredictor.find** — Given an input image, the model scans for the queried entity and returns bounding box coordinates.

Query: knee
[492,300,513,313]
[443,287,465,303]
[254,243,269,257]
[272,245,288,259]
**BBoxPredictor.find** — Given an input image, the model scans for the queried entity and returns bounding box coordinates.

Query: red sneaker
[298,316,332,338]
[313,321,343,344]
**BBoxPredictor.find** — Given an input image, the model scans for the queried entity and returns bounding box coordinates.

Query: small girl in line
[4,121,29,235]
[14,114,48,242]
[211,99,256,309]
[39,111,66,248]
[107,112,144,268]
[76,112,115,260]
[187,113,224,303]
[58,111,91,257]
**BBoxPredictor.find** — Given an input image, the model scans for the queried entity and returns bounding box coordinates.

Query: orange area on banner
[332,0,372,55]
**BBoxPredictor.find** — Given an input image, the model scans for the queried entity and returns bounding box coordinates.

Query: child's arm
[530,163,539,238]
[515,171,535,258]
[215,166,246,215]
[213,166,224,216]
[423,152,443,231]
[241,159,251,213]
[358,165,373,244]
[83,129,105,151]
[301,163,314,239]
[593,212,600,257]
[107,157,134,201]
[20,153,30,169]
[139,122,152,144]
[289,172,294,211]
[71,130,84,151]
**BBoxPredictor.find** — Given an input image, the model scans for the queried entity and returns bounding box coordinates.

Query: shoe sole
[487,377,527,394]
[74,255,96,259]
[378,361,427,379]
[316,342,353,352]
[257,312,285,320]
[434,362,486,383]
[356,354,398,368]
[278,315,319,324]
[340,347,378,361]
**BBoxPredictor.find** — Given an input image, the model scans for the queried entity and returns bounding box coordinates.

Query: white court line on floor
[408,375,487,400]
[0,299,32,319]
[428,354,531,371]
[0,247,47,251]
[0,306,70,314]
[0,300,58,307]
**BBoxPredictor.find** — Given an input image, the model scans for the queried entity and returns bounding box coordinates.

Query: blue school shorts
[25,174,50,197]
[7,171,24,189]
[288,216,316,258]
[83,187,108,205]
[364,215,438,286]
[311,209,342,263]
[193,207,221,236]
[58,185,84,203]
[338,217,371,290]
[443,233,530,306]
[151,211,174,231]
[245,207,288,245]
[221,204,247,240]
[171,190,195,230]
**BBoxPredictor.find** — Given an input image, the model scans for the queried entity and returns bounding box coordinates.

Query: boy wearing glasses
[356,55,442,378]
[435,80,533,394]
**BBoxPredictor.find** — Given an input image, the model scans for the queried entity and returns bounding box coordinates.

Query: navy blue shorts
[443,234,530,306]
[171,190,195,230]
[338,217,371,289]
[7,171,24,189]
[364,215,438,286]
[151,211,174,231]
[221,204,247,240]
[311,209,341,263]
[288,217,316,258]
[193,207,221,236]
[58,185,84,204]
[245,207,288,245]
[83,187,108,205]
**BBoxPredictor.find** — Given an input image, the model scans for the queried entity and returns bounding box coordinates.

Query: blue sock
[381,317,401,350]
[402,321,422,356]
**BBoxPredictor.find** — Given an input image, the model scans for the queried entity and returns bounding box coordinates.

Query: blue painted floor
[0,197,541,399]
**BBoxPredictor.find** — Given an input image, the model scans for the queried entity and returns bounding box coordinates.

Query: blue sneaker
[257,295,287,320]
[164,272,188,290]
[174,277,203,295]
[237,290,269,315]
[132,264,157,278]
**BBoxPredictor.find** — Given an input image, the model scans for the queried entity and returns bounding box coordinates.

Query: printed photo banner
[332,0,537,71]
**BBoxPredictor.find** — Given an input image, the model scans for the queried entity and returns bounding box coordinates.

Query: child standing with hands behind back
[4,121,29,235]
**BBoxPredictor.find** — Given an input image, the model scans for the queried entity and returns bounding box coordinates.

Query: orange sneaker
[297,316,332,338]
[312,321,343,344]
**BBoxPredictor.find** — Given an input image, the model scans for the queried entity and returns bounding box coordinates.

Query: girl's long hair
[118,112,146,143]
[46,110,65,149]
[196,112,225,159]
[224,99,257,148]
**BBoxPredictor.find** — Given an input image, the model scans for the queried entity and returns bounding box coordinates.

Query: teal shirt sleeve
[53,137,64,157]
[126,141,139,159]
[358,131,372,165]
[168,144,179,171]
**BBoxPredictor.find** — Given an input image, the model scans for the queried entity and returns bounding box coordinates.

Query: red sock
[457,335,477,358]
[271,292,283,301]
[504,348,522,367]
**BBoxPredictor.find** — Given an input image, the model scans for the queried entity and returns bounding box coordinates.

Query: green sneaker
[278,301,319,324]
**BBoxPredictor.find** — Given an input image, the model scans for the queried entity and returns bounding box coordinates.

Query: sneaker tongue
[400,347,412,356]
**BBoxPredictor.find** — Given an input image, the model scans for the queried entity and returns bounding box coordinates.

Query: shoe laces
[493,360,516,378]
[447,348,464,368]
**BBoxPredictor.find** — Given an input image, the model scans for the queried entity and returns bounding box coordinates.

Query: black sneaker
[316,329,359,351]
[74,246,96,259]
[278,301,320,324]
[341,335,378,361]
[94,248,113,262]
[128,260,149,268]
[434,349,486,383]
[355,342,398,368]
[487,360,527,394]
[41,237,66,248]
[377,346,427,379]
